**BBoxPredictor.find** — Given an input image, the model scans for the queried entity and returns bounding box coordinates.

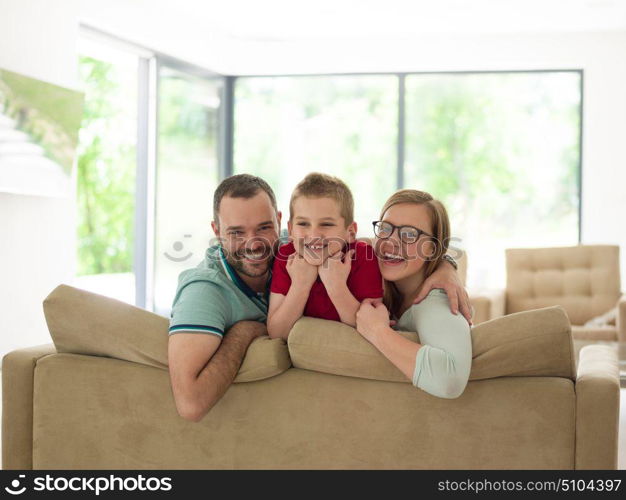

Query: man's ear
[276,210,282,228]
[211,220,219,238]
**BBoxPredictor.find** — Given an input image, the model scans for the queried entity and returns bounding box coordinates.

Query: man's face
[212,191,282,279]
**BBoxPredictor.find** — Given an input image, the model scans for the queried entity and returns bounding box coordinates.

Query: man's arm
[413,259,473,324]
[168,321,266,422]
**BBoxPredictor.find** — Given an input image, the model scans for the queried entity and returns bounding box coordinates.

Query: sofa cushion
[43,284,290,383]
[288,305,576,382]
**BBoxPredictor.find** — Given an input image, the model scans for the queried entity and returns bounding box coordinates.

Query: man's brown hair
[289,172,354,226]
[213,174,278,224]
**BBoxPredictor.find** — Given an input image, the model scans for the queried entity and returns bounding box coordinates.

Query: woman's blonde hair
[379,189,451,319]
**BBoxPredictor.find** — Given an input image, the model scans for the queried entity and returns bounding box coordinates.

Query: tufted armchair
[473,245,625,348]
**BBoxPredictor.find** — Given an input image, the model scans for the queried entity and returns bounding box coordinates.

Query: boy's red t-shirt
[270,240,383,321]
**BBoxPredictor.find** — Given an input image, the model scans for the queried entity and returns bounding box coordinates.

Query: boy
[267,173,383,339]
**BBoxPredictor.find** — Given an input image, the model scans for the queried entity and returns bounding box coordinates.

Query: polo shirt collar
[218,247,271,304]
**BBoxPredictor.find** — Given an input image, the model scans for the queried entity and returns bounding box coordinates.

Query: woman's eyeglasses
[372,220,433,244]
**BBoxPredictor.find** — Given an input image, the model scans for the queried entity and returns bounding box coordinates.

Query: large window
[75,29,582,309]
[234,76,398,230]
[75,37,138,304]
[234,72,581,290]
[76,31,223,312]
[404,72,581,288]
[153,66,222,314]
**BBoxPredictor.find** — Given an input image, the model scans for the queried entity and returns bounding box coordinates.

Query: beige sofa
[2,285,621,469]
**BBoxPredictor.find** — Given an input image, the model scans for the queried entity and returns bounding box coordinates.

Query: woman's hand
[318,249,354,292]
[413,259,473,325]
[356,298,393,344]
[286,253,318,289]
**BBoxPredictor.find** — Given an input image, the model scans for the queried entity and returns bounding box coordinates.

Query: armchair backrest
[505,245,621,325]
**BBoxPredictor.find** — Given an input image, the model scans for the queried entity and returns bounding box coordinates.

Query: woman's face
[375,202,435,283]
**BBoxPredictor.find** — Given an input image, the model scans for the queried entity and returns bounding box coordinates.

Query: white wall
[0,0,80,360]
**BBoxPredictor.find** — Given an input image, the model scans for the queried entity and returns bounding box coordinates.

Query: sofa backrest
[42,285,290,383]
[506,245,621,325]
[43,284,576,386]
[289,305,576,382]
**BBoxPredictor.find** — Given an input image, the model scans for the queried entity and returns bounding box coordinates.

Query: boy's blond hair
[289,172,354,226]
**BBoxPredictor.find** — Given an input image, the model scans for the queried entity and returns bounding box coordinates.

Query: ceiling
[79,0,626,73]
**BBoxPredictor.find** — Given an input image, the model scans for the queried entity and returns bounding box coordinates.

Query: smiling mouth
[381,251,405,265]
[238,250,269,262]
[304,243,327,251]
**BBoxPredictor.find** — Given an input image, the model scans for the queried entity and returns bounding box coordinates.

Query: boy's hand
[286,253,318,289]
[318,249,354,292]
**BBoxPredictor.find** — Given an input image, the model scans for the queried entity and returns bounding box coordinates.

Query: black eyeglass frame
[372,220,434,244]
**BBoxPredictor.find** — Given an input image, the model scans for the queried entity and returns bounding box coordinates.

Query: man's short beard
[229,256,271,278]
[223,244,276,278]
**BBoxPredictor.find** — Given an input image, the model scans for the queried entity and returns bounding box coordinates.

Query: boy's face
[288,196,357,266]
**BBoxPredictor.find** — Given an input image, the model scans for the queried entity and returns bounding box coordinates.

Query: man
[168,174,471,422]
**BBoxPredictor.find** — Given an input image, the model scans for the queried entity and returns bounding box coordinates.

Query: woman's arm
[355,299,420,379]
[413,259,473,324]
[368,325,423,380]
[357,291,472,399]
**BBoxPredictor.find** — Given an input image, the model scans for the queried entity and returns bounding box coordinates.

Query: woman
[355,189,472,399]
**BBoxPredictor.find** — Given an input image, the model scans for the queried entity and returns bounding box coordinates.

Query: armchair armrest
[2,344,57,470]
[617,293,626,343]
[575,345,620,469]
[469,288,506,324]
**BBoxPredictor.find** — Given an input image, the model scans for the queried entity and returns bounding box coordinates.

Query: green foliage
[234,76,398,226]
[404,73,580,242]
[76,56,135,276]
[157,69,220,177]
[234,72,580,278]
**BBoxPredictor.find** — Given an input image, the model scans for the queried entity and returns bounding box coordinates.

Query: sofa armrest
[2,344,57,470]
[575,344,620,470]
[617,293,626,343]
[470,288,506,324]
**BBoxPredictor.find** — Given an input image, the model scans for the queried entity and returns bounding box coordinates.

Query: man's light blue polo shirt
[169,245,272,337]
